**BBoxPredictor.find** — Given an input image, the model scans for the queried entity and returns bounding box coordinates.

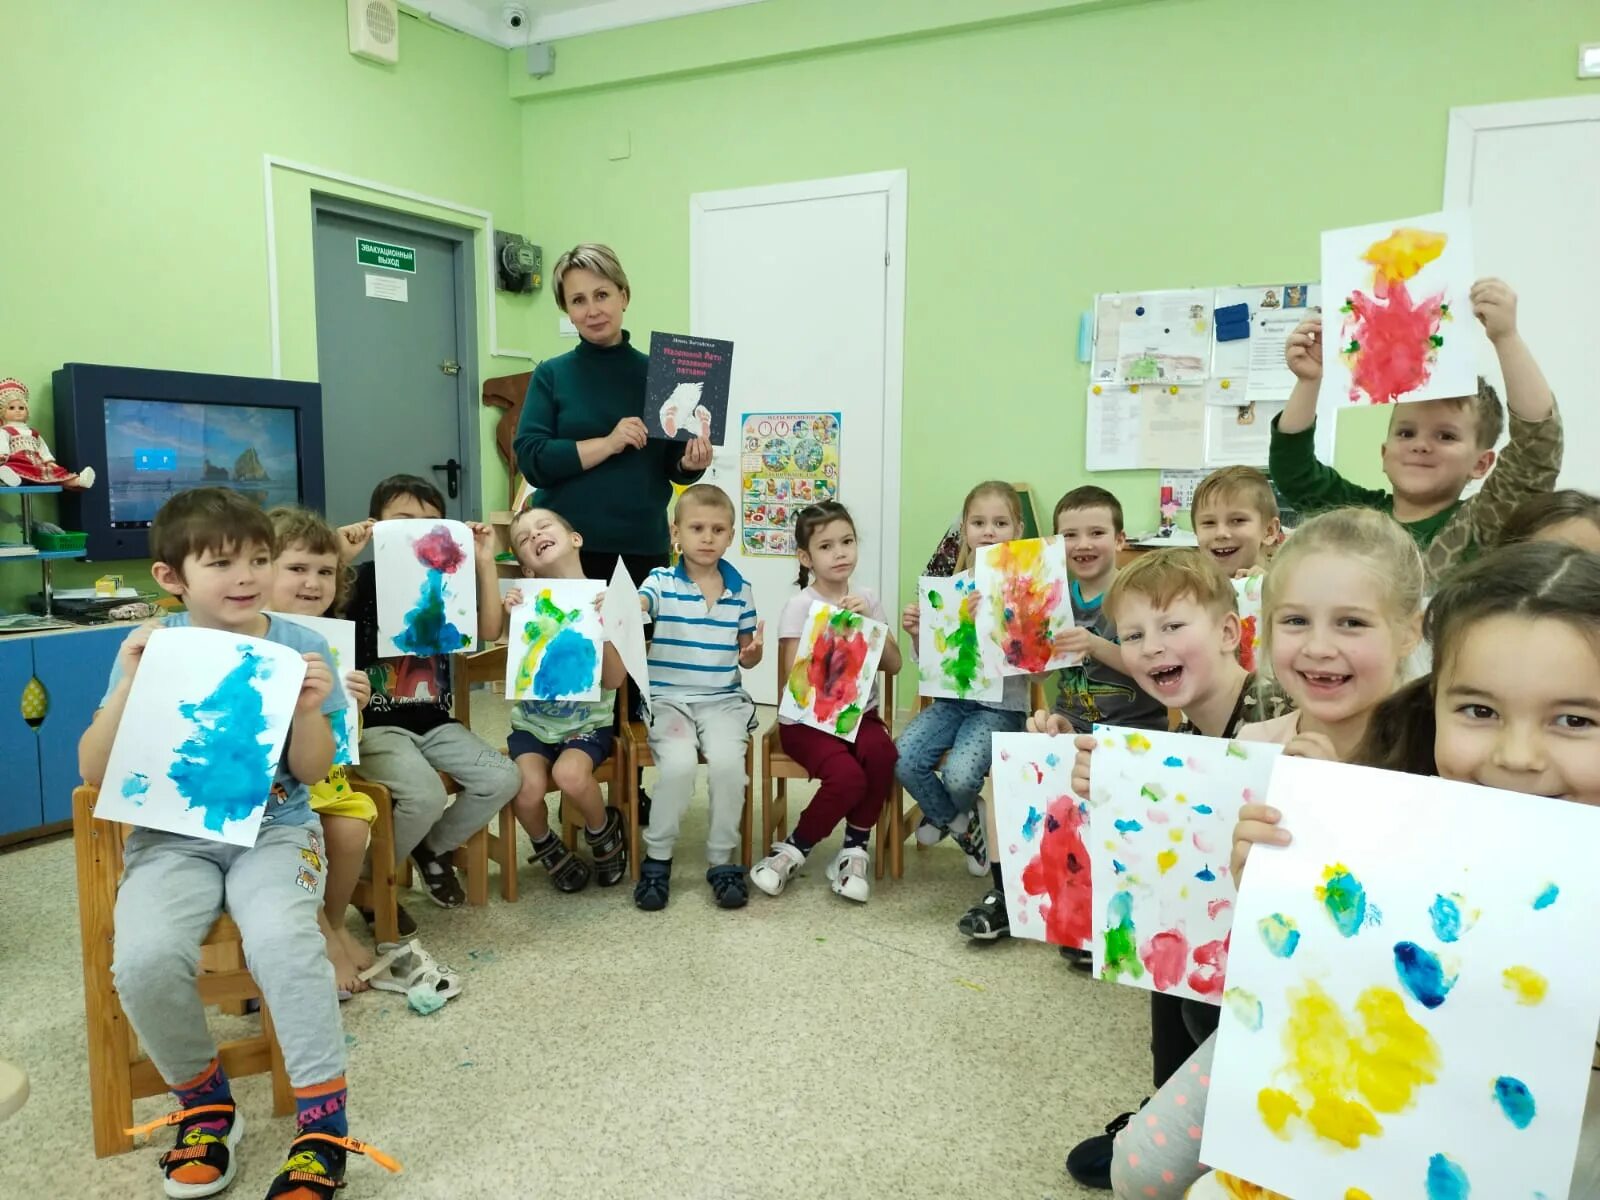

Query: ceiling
[413,0,770,47]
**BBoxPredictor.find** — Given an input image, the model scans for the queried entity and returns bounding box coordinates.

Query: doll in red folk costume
[0,379,95,489]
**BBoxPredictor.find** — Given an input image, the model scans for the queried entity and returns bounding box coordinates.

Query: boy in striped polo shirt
[635,484,764,911]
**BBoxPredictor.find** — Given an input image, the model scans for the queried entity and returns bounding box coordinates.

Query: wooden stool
[487,747,624,902]
[73,786,292,1158]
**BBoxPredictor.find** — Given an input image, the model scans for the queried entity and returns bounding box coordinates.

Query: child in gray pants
[79,488,398,1199]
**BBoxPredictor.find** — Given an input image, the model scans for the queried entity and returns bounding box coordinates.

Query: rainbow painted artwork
[374,519,477,658]
[1088,726,1283,1003]
[1203,757,1600,1200]
[504,580,605,703]
[974,538,1076,676]
[917,574,1003,702]
[1321,211,1477,408]
[990,733,1093,949]
[268,612,359,766]
[1234,575,1263,674]
[779,601,887,742]
[93,627,308,846]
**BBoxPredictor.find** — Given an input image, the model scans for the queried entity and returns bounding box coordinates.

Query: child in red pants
[751,502,901,903]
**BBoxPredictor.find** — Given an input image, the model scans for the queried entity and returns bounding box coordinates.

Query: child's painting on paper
[375,519,477,658]
[974,539,1076,676]
[779,601,887,742]
[917,574,1003,702]
[93,627,308,847]
[991,733,1092,949]
[504,580,605,702]
[1088,726,1283,1003]
[1234,575,1263,674]
[1321,211,1477,407]
[1203,757,1600,1200]
[268,612,360,766]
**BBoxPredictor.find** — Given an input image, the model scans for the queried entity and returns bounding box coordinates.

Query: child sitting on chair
[501,506,629,892]
[78,487,397,1198]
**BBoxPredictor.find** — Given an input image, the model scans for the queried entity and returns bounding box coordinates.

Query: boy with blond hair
[634,484,763,911]
[1190,465,1280,577]
[1270,279,1559,587]
[79,487,397,1199]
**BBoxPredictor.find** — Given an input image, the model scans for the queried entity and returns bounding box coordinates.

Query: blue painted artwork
[167,645,282,834]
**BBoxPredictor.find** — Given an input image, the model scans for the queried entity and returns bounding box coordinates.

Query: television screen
[103,398,303,528]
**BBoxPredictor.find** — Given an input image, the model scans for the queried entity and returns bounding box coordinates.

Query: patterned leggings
[1111,1032,1216,1200]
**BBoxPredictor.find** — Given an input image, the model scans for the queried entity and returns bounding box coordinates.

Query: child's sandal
[263,1131,402,1198]
[584,805,628,888]
[360,939,463,1001]
[529,836,591,893]
[127,1102,242,1199]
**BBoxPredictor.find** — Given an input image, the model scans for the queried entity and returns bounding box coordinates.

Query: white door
[1445,98,1600,488]
[691,172,907,704]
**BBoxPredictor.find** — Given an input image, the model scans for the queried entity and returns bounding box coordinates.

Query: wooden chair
[618,679,755,872]
[761,672,904,879]
[73,786,293,1158]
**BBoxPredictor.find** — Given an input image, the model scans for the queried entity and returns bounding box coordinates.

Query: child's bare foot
[319,910,364,995]
[337,926,374,975]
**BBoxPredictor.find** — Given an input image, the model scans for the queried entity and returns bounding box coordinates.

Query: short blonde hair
[1388,376,1503,450]
[674,483,734,522]
[1261,507,1423,646]
[952,480,1023,574]
[1107,547,1237,623]
[1191,465,1278,525]
[551,244,630,312]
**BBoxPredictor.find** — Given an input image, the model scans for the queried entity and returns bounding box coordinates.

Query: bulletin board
[1085,283,1318,472]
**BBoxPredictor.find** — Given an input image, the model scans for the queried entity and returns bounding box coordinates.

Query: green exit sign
[356,238,416,273]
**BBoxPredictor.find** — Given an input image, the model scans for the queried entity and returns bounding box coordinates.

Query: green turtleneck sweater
[514,331,704,556]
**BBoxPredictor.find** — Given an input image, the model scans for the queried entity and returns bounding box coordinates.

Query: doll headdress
[0,379,28,404]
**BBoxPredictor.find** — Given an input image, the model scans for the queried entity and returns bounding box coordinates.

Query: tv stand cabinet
[0,485,90,616]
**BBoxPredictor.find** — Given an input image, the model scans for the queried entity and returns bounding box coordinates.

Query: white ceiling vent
[349,0,401,64]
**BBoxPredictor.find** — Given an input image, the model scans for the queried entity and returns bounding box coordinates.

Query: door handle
[432,458,461,499]
[440,360,461,376]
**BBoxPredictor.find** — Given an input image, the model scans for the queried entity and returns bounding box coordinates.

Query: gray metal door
[312,209,469,523]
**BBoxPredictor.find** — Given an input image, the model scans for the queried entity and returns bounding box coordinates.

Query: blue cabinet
[0,625,131,838]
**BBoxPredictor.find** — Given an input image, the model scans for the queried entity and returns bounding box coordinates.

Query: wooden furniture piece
[346,776,400,945]
[73,786,293,1158]
[486,748,622,902]
[760,672,903,879]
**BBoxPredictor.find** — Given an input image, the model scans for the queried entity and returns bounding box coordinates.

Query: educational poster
[1321,211,1477,407]
[1204,757,1600,1200]
[990,733,1092,949]
[1209,284,1321,408]
[779,601,887,741]
[1091,290,1213,385]
[1204,401,1280,470]
[94,628,307,846]
[1234,574,1264,673]
[739,412,840,557]
[973,538,1076,675]
[268,612,360,766]
[645,333,734,442]
[504,579,605,702]
[600,560,650,704]
[1085,385,1208,472]
[1087,726,1283,1003]
[374,519,477,658]
[917,574,1003,702]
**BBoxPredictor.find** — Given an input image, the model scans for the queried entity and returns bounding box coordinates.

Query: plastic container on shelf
[31,530,87,552]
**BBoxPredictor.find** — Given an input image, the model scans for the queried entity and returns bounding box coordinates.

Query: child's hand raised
[1053,626,1090,659]
[1231,803,1291,884]
[1070,733,1096,798]
[116,621,161,680]
[1284,731,1338,761]
[738,620,765,668]
[344,669,372,710]
[1285,314,1323,381]
[503,586,524,612]
[1025,709,1071,735]
[298,652,334,713]
[901,602,920,638]
[467,522,497,564]
[336,519,375,561]
[1471,277,1519,343]
[838,594,869,616]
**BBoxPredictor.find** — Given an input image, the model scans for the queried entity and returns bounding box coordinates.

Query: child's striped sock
[172,1057,231,1110]
[294,1076,349,1138]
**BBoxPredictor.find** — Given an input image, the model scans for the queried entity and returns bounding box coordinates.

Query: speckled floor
[0,696,1152,1199]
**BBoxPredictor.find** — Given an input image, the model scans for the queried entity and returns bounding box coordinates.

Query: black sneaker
[1064,1107,1140,1189]
[263,1130,401,1197]
[1060,945,1093,971]
[706,864,748,909]
[956,887,1010,940]
[358,903,417,938]
[146,1102,242,1198]
[585,805,629,888]
[410,843,465,908]
[634,857,671,911]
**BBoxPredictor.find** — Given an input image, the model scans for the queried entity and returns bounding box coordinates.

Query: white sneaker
[827,846,871,903]
[750,842,805,896]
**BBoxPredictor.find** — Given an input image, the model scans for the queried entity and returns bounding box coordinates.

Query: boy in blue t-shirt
[79,488,396,1199]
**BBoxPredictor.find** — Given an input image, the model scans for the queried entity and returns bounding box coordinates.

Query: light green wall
[516,0,1597,619]
[2,0,529,602]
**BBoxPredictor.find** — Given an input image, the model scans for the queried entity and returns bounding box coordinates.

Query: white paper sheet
[267,612,359,766]
[1085,385,1208,472]
[374,519,478,658]
[503,579,605,702]
[990,732,1092,948]
[1204,757,1600,1200]
[1092,290,1213,385]
[1209,284,1321,408]
[916,574,1003,701]
[1203,401,1279,469]
[974,539,1077,675]
[778,601,888,742]
[94,628,307,846]
[601,560,651,707]
[1233,573,1264,674]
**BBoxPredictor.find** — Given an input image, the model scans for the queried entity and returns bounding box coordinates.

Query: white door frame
[689,169,909,620]
[1444,96,1600,205]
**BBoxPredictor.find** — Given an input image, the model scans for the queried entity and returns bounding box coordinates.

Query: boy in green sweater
[1269,278,1561,587]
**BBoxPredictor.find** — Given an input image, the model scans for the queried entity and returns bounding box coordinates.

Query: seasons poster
[739,412,841,557]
